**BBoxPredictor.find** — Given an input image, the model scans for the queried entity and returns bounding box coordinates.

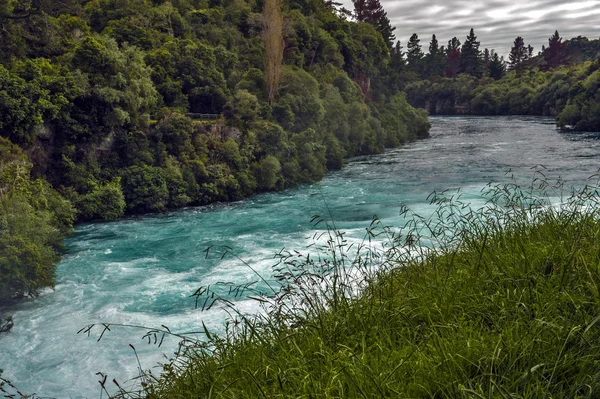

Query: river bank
[147,179,600,398]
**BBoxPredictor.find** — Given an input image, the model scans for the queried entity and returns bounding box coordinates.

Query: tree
[488,51,505,80]
[263,0,284,104]
[426,34,443,78]
[145,40,229,113]
[352,0,384,24]
[376,13,395,49]
[120,165,169,213]
[385,40,405,90]
[544,30,566,69]
[352,0,395,49]
[483,48,490,75]
[0,137,74,302]
[445,37,461,77]
[0,60,79,145]
[224,89,260,127]
[527,44,534,59]
[509,36,527,71]
[390,40,405,70]
[253,155,281,191]
[76,179,126,221]
[460,28,482,76]
[406,33,423,72]
[0,0,40,19]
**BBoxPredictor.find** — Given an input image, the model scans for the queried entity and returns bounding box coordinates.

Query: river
[1,116,600,398]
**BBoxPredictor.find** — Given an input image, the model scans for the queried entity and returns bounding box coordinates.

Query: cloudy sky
[342,0,600,57]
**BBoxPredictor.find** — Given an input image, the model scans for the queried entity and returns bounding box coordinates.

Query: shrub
[77,179,126,221]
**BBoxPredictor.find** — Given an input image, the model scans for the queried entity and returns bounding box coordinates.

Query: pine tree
[386,40,405,91]
[324,0,352,19]
[376,13,396,49]
[460,28,482,76]
[483,48,490,76]
[544,30,566,69]
[352,0,384,24]
[390,40,405,71]
[508,36,527,71]
[445,37,461,77]
[426,34,443,77]
[488,51,505,80]
[353,0,395,49]
[406,33,424,72]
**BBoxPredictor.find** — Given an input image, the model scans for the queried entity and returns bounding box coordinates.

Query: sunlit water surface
[1,116,600,398]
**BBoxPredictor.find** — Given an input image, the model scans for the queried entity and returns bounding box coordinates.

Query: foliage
[406,33,424,73]
[460,28,482,77]
[425,34,443,78]
[509,36,528,71]
[0,0,430,224]
[76,179,126,221]
[0,59,79,145]
[445,37,461,78]
[223,89,260,127]
[405,60,600,131]
[543,30,566,70]
[352,0,394,48]
[120,165,168,213]
[488,52,506,80]
[253,154,281,190]
[0,138,74,302]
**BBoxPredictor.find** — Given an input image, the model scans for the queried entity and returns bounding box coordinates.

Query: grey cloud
[342,0,600,57]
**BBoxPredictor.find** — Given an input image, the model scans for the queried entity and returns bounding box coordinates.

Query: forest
[0,0,431,302]
[394,29,600,131]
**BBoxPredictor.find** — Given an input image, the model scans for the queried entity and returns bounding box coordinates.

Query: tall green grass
[103,177,600,398]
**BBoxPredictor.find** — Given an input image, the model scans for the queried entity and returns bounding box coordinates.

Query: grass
[107,179,600,398]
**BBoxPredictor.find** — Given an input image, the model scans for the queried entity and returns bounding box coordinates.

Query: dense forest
[0,0,430,302]
[393,29,600,131]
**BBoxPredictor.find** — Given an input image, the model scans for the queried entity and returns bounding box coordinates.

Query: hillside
[0,0,429,301]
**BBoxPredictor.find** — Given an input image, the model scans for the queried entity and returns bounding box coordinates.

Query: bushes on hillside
[0,138,74,302]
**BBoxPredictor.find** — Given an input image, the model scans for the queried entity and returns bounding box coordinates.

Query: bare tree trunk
[263,0,284,105]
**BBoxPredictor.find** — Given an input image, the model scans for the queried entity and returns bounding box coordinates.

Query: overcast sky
[342,0,600,57]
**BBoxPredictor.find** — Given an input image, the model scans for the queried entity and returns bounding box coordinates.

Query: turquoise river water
[1,116,600,398]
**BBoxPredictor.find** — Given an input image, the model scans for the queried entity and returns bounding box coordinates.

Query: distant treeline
[393,28,600,131]
[406,60,600,131]
[395,29,600,81]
